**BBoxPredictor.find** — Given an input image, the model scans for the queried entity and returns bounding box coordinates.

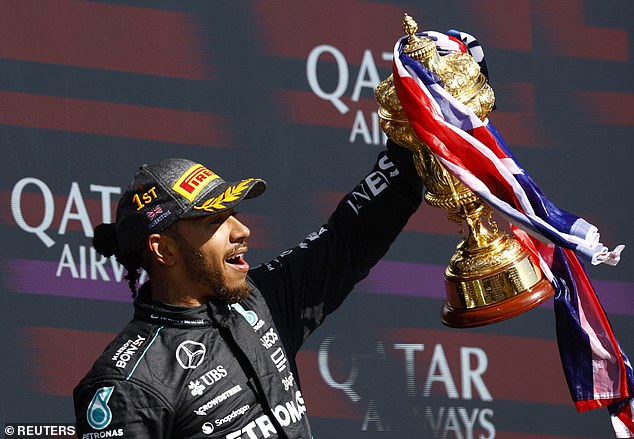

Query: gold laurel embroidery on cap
[193,179,255,212]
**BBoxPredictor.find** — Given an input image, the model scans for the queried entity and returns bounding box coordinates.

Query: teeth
[226,253,244,264]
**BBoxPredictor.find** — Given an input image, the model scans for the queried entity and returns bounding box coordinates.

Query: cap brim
[184,178,266,217]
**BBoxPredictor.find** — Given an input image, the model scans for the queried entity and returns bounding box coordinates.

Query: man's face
[168,210,252,303]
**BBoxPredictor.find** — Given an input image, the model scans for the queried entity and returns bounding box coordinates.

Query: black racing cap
[110,158,266,257]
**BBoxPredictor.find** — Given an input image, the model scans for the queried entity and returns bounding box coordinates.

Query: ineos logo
[176,340,206,370]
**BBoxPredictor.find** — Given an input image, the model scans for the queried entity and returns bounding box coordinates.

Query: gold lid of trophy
[401,13,494,119]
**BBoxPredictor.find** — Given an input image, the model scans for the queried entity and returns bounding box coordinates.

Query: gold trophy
[375,14,554,327]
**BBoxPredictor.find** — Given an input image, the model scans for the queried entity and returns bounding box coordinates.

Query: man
[73,140,422,438]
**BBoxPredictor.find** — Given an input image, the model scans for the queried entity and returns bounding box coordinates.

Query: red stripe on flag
[612,401,634,438]
[563,248,629,412]
[21,327,116,396]
[572,91,634,127]
[394,73,521,207]
[0,91,231,147]
[0,0,212,79]
[534,0,628,61]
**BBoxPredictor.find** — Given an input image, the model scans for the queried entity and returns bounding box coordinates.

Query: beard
[171,230,251,304]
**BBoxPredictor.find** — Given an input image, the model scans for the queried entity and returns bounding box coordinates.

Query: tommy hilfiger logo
[172,164,219,202]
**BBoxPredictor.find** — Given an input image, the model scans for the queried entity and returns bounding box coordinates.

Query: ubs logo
[176,340,206,369]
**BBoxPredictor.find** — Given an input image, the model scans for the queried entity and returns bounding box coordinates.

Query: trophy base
[440,277,554,328]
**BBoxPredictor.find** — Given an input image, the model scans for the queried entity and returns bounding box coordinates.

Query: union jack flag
[391,30,633,437]
[146,205,164,220]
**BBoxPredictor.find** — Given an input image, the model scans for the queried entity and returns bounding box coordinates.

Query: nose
[227,215,250,243]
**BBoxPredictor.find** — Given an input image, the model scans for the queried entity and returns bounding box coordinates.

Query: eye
[209,210,236,225]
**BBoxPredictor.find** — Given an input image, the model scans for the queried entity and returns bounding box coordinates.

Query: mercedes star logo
[176,340,206,369]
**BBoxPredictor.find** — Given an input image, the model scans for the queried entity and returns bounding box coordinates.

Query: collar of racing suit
[132,281,235,328]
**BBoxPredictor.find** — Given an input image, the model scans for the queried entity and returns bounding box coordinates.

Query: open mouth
[225,251,249,272]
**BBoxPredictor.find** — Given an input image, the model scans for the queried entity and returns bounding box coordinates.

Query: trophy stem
[457,202,497,247]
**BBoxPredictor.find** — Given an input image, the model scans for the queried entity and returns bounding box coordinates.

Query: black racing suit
[73,141,423,438]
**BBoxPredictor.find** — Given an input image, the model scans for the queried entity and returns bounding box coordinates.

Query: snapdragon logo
[86,386,114,430]
[215,405,250,427]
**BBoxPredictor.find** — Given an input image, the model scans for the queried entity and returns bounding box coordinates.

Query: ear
[147,233,177,266]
